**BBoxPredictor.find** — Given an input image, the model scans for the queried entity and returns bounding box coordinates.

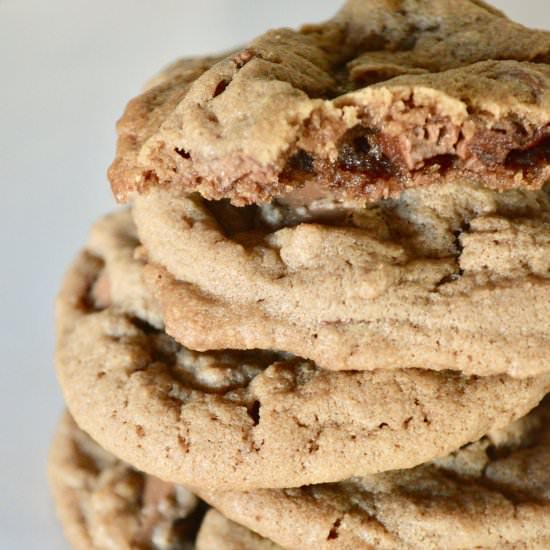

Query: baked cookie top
[48,412,202,550]
[110,0,550,205]
[199,399,550,550]
[55,210,550,489]
[134,182,550,377]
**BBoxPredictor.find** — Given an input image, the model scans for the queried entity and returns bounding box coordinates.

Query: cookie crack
[434,461,543,508]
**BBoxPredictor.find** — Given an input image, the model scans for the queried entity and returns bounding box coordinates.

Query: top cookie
[110,0,550,205]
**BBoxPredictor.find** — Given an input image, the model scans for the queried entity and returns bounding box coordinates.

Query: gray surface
[0,0,547,548]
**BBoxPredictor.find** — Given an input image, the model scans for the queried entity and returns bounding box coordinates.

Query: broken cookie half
[110,0,550,206]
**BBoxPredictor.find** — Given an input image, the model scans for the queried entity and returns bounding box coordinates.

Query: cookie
[109,0,550,206]
[56,208,162,338]
[55,210,550,489]
[197,510,281,550]
[198,399,550,550]
[49,413,275,550]
[108,56,222,211]
[141,56,228,94]
[48,412,203,550]
[134,182,550,377]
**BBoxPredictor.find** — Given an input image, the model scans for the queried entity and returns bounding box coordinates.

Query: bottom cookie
[48,412,276,550]
[49,401,550,549]
[198,398,550,550]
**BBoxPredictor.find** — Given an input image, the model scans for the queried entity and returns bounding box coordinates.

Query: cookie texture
[196,510,281,550]
[109,56,222,208]
[134,182,550,377]
[56,210,550,489]
[56,209,162,339]
[88,208,163,329]
[199,399,550,550]
[48,412,202,550]
[142,56,229,94]
[110,0,550,205]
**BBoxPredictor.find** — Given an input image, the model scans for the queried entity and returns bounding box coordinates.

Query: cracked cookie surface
[134,182,550,377]
[48,412,202,550]
[199,399,550,550]
[55,210,550,489]
[49,413,275,550]
[110,0,550,205]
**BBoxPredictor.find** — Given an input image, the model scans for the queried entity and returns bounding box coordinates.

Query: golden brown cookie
[109,0,550,206]
[109,56,223,209]
[134,182,550,377]
[48,412,203,550]
[55,210,550,490]
[198,399,550,549]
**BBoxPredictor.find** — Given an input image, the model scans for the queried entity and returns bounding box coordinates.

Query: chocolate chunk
[506,135,550,171]
[288,149,315,173]
[337,126,396,179]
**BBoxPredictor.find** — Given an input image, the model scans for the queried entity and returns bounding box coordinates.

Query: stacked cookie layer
[50,1,550,548]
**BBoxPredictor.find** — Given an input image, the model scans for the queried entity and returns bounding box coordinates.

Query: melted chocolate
[506,135,550,171]
[288,149,315,173]
[337,125,396,179]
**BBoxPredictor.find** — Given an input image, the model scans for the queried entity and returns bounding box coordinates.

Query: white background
[0,0,547,547]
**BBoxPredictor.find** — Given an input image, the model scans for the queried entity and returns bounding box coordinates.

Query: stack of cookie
[49,1,550,548]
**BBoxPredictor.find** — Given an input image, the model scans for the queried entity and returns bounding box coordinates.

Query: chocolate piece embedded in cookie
[198,400,550,550]
[134,183,550,377]
[55,210,550,490]
[48,412,202,550]
[109,0,550,205]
